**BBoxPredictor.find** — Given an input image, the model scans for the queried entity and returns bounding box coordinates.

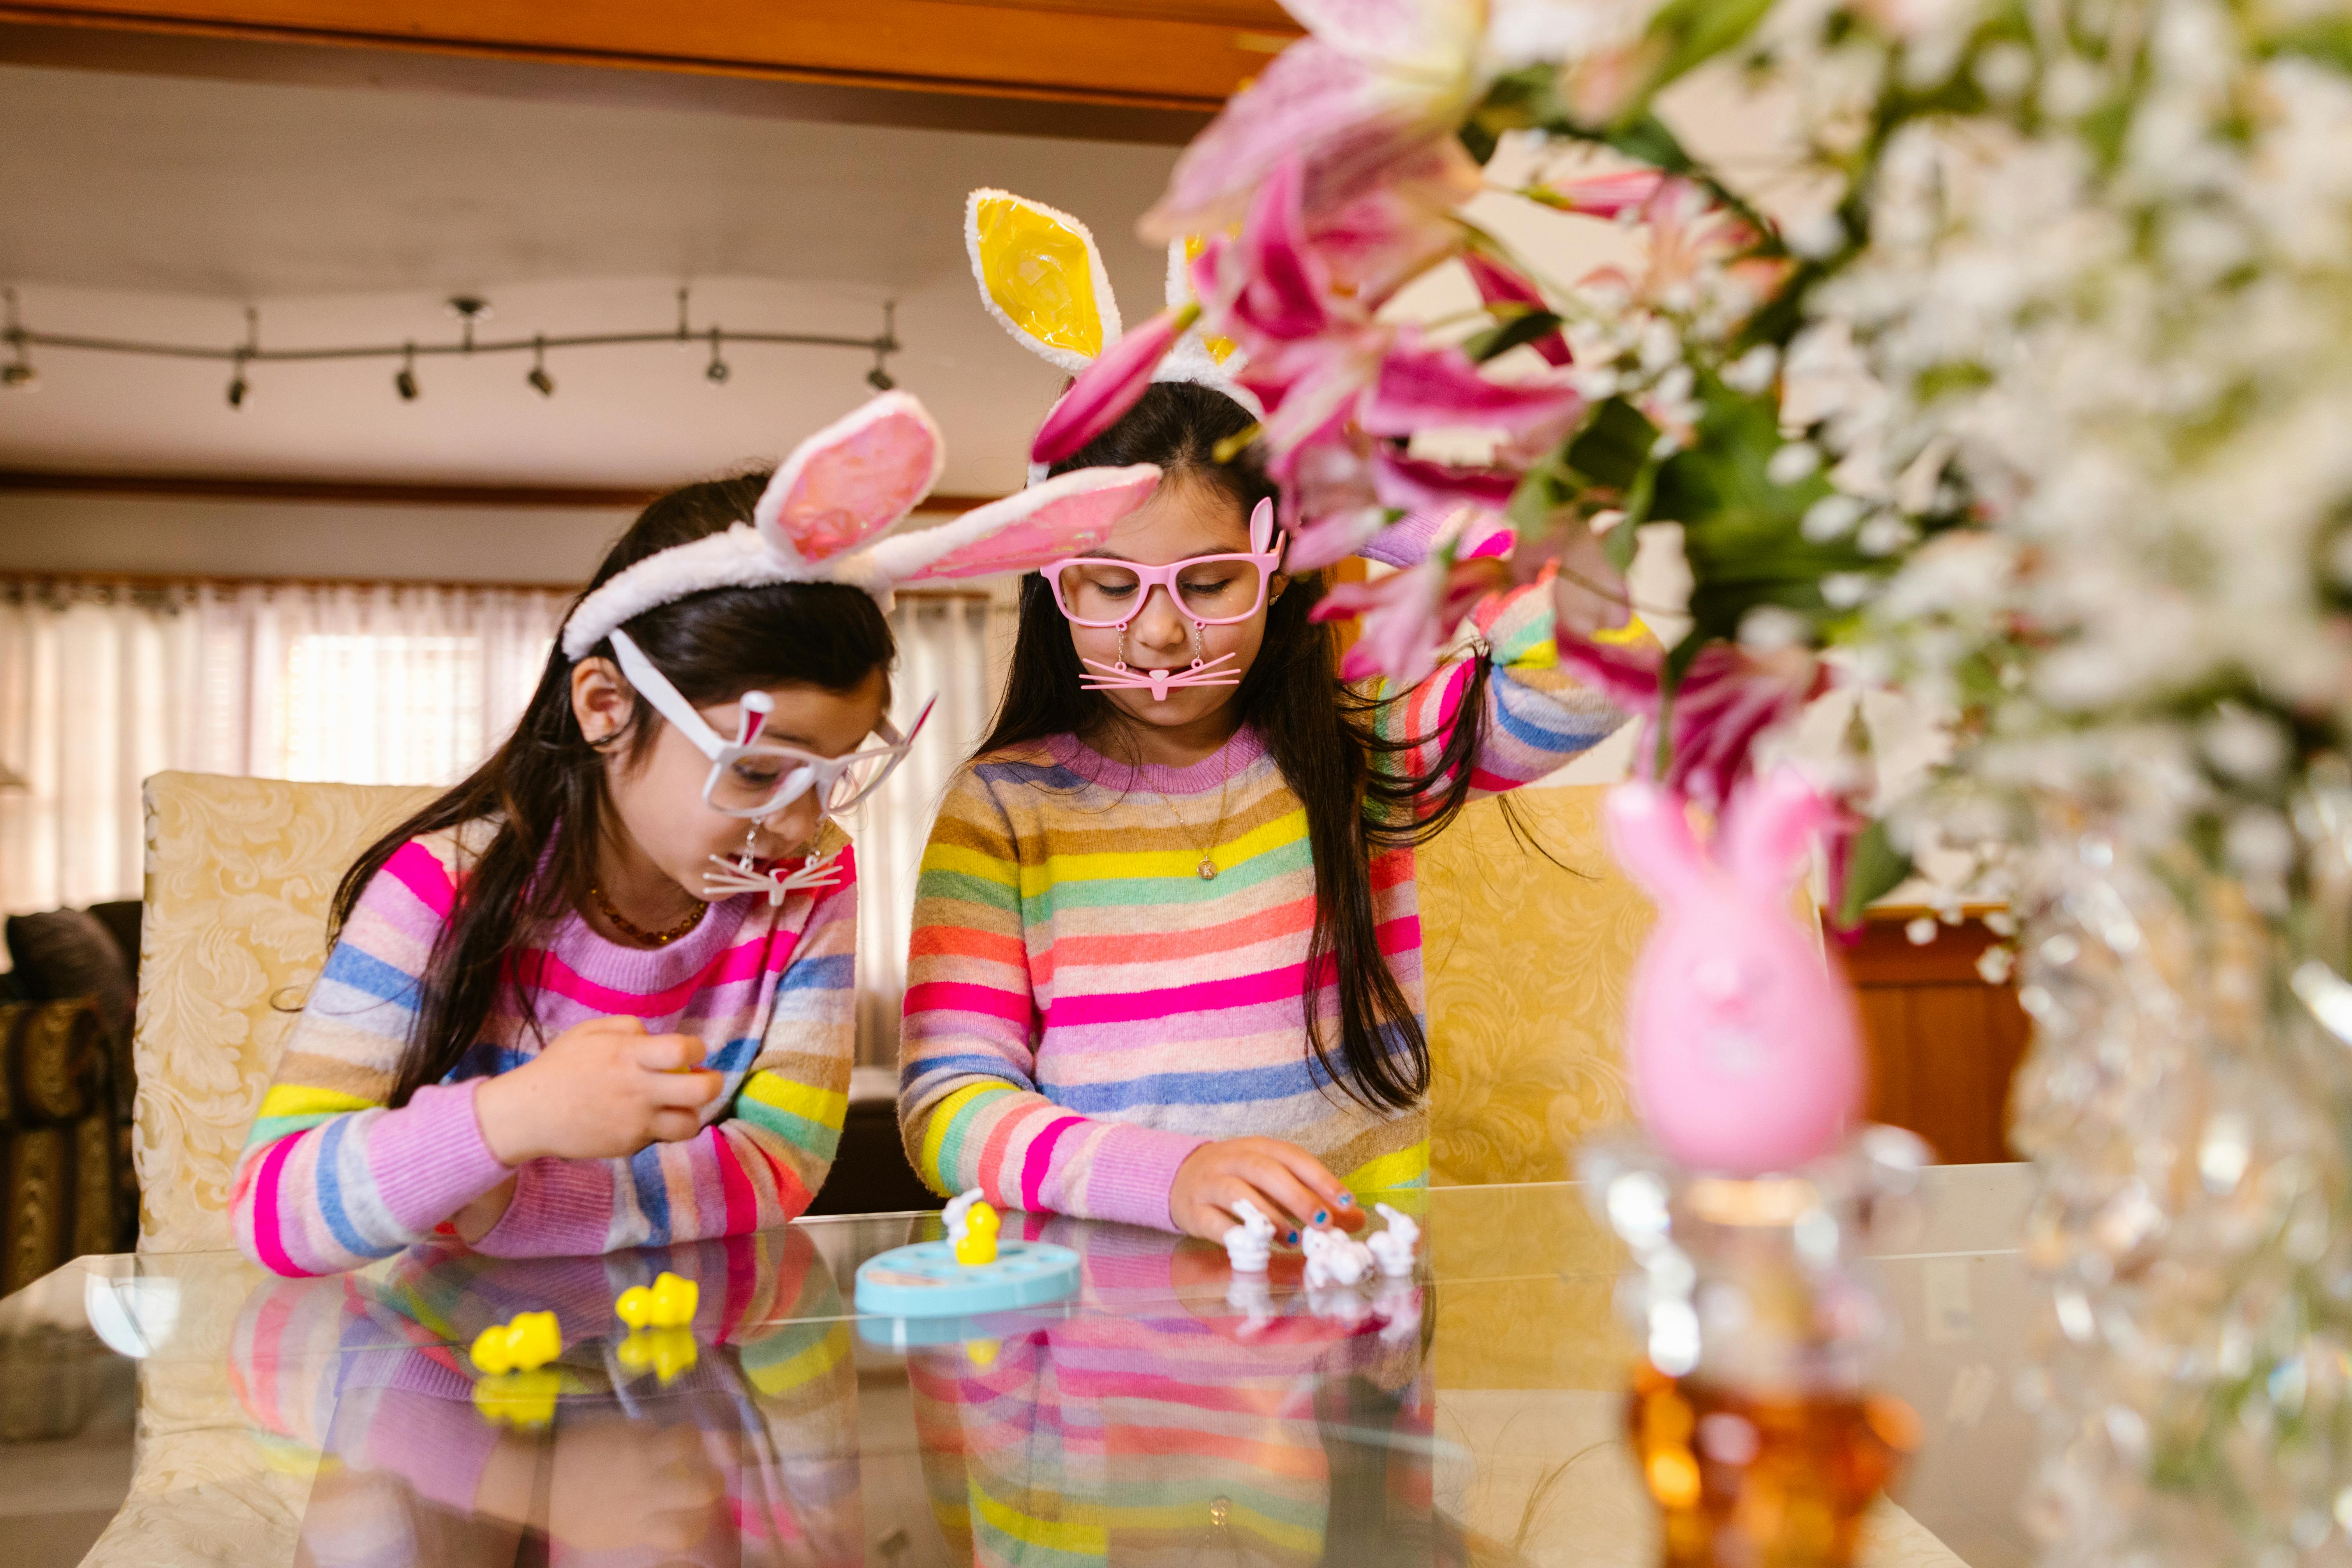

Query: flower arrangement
[1052,0,2352,1550]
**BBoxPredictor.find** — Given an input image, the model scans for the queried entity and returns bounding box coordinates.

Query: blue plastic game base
[853,1239,1080,1319]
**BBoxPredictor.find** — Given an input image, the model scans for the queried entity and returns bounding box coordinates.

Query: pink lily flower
[1360,334,1581,439]
[1531,169,1668,220]
[1462,250,1572,366]
[1140,0,1490,241]
[1314,509,1515,688]
[1030,303,1198,465]
[1553,634,1827,813]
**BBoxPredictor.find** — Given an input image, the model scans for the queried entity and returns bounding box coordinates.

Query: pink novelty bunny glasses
[1049,498,1286,700]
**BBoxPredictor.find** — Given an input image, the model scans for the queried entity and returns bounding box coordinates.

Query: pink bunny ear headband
[558,391,1161,904]
[559,391,1162,660]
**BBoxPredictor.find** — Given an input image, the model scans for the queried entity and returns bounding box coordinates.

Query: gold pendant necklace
[590,884,707,946]
[1151,742,1236,882]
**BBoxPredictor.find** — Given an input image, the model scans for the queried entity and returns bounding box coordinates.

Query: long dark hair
[978,381,1497,1113]
[331,473,896,1108]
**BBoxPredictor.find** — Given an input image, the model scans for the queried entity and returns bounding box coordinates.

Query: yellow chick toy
[616,1325,700,1385]
[472,1368,560,1428]
[614,1271,699,1331]
[954,1202,1000,1267]
[470,1310,561,1375]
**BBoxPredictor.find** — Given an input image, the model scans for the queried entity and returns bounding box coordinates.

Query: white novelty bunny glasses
[608,628,932,821]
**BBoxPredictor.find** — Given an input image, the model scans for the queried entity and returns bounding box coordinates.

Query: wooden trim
[0,2,1298,117]
[0,567,583,593]
[0,469,1002,513]
[0,567,1002,597]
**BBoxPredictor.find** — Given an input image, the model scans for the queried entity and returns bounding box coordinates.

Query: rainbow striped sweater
[898,582,1621,1228]
[231,822,858,1276]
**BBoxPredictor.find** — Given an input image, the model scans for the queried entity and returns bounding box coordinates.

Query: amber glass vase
[1583,1130,1928,1567]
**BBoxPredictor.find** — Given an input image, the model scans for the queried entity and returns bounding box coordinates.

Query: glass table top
[0,1167,2037,1567]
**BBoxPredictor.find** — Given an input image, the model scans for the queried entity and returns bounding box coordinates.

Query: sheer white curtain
[0,573,1012,1064]
[0,578,568,915]
[848,588,1018,1066]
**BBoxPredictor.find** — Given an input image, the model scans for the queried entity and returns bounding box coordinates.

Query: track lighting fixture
[1,286,34,391]
[0,287,900,404]
[226,307,256,409]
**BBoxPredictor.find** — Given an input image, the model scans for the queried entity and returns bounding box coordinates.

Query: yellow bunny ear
[967,188,1120,374]
[1166,235,1239,364]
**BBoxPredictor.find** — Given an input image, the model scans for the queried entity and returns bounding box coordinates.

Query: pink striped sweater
[231,821,857,1276]
[898,581,1622,1229]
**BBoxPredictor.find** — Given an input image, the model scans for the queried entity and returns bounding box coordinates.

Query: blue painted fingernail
[1285,1230,1299,1245]
[1336,1193,1355,1208]
[1314,1210,1328,1225]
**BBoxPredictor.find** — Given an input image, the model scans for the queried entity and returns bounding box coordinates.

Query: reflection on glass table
[0,1168,2036,1566]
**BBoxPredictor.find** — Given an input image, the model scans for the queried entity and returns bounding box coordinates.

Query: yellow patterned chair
[132,772,436,1254]
[1417,785,1653,1186]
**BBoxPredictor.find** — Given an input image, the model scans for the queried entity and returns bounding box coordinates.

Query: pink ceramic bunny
[1604,768,1863,1175]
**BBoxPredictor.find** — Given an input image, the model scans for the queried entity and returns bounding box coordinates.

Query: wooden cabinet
[1838,916,2030,1165]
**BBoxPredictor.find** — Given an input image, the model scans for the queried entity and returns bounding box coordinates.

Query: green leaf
[1836,820,1913,929]
[1506,458,1579,535]
[2262,16,2352,72]
[1647,372,1873,652]
[1564,397,1660,491]
[1463,308,1567,364]
[1629,0,1777,118]
[1603,515,1642,574]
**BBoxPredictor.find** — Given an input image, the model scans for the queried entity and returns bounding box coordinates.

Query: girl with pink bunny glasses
[1048,497,1287,701]
[229,391,1161,1277]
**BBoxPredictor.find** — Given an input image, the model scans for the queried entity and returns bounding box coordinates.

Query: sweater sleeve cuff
[1079,1125,1208,1233]
[364,1081,511,1235]
[1473,578,1557,667]
[472,1157,617,1258]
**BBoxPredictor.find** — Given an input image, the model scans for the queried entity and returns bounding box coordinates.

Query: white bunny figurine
[1367,1203,1420,1279]
[1222,1198,1276,1273]
[1300,1226,1372,1290]
[941,1188,983,1249]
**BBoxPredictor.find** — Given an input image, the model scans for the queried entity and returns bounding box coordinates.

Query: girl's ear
[753,392,943,566]
[967,189,1122,375]
[570,657,634,747]
[1720,767,1839,896]
[1603,780,1710,907]
[869,464,1162,583]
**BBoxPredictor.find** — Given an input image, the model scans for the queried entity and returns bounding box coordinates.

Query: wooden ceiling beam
[0,2,1293,140]
[0,468,1000,512]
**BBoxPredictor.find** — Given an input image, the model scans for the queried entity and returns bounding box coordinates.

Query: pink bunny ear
[1249,495,1275,555]
[865,465,1162,583]
[752,391,943,564]
[1718,767,1840,896]
[1603,779,1711,906]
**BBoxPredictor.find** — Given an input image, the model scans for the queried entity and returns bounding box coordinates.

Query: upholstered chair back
[1417,786,1652,1186]
[133,773,437,1253]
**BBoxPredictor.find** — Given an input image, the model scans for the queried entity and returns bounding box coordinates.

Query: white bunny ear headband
[965,189,1261,487]
[558,390,1162,661]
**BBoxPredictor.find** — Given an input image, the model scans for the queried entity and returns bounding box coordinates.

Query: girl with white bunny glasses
[229,390,1160,1278]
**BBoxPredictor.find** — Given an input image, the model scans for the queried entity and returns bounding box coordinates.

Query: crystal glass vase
[1581,1129,1929,1567]
[2009,777,2352,1562]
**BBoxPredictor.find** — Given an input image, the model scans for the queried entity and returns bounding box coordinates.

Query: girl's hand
[473,1016,722,1166]
[1169,1137,1366,1245]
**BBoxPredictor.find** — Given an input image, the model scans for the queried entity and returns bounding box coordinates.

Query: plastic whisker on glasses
[1078,624,1240,700]
[701,846,844,907]
[1079,651,1241,700]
